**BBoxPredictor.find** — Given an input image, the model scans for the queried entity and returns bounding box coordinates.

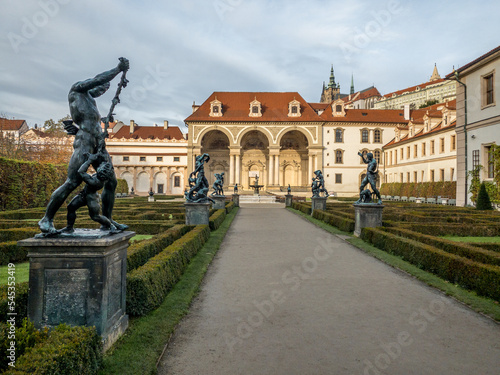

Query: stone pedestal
[353,204,384,237]
[18,230,135,351]
[232,194,240,207]
[212,195,226,210]
[148,196,154,202]
[285,194,293,207]
[184,202,211,225]
[311,196,327,215]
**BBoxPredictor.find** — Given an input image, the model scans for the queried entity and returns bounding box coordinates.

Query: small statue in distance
[287,184,291,194]
[356,151,382,204]
[185,153,213,203]
[211,172,225,196]
[311,170,329,198]
[234,183,238,194]
[148,187,154,197]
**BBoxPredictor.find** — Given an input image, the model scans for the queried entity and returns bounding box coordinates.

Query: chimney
[403,104,410,121]
[164,120,169,129]
[192,101,200,113]
[130,120,135,134]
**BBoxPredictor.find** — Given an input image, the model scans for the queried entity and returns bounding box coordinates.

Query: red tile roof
[446,45,500,77]
[111,124,184,140]
[185,92,322,122]
[341,87,381,103]
[0,118,27,131]
[384,120,456,148]
[309,103,329,111]
[321,107,409,124]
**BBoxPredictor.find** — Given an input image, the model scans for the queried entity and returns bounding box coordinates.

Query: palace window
[335,150,343,164]
[430,140,435,154]
[335,173,342,184]
[451,135,456,151]
[174,156,180,162]
[440,138,445,153]
[250,99,263,117]
[450,168,455,180]
[123,156,129,161]
[288,99,301,117]
[210,98,223,117]
[407,146,410,159]
[174,176,181,187]
[335,128,343,143]
[472,149,480,175]
[157,156,163,162]
[414,171,418,182]
[483,72,495,107]
[414,144,418,158]
[422,143,426,156]
[440,169,445,181]
[407,172,410,182]
[361,129,369,143]
[374,150,381,164]
[374,129,381,143]
[430,170,435,182]
[487,146,495,178]
[140,156,146,162]
[400,148,404,160]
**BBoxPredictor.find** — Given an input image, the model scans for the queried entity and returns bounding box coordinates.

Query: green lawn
[441,236,500,243]
[0,262,29,285]
[130,234,154,243]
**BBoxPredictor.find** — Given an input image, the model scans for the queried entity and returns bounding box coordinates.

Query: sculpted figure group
[38,58,130,236]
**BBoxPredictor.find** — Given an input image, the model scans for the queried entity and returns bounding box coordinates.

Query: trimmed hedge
[361,227,500,301]
[225,201,235,214]
[0,282,29,324]
[0,228,38,242]
[312,210,355,233]
[127,224,191,272]
[5,324,102,375]
[384,227,500,267]
[209,209,226,231]
[400,223,500,237]
[380,181,456,198]
[0,242,27,265]
[126,225,211,316]
[291,202,311,215]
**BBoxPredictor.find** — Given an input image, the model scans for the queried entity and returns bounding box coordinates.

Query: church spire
[430,63,441,82]
[350,73,355,95]
[328,65,336,88]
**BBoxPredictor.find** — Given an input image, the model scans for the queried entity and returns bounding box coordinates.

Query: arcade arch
[201,130,230,187]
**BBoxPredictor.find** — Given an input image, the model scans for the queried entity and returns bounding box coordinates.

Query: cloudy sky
[2,0,500,131]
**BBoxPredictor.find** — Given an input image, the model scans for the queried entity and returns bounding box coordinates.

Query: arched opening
[153,172,167,194]
[201,130,230,187]
[279,130,308,188]
[120,171,133,193]
[241,130,269,188]
[136,171,150,193]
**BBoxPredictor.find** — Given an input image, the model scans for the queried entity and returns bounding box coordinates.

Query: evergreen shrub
[476,182,493,210]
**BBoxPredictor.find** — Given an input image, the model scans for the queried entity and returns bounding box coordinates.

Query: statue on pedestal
[234,183,238,194]
[185,153,214,203]
[287,184,291,194]
[149,187,154,197]
[356,152,382,204]
[37,58,130,237]
[311,170,329,198]
[211,172,225,196]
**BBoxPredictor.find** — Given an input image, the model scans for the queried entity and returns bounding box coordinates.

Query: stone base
[212,195,226,210]
[311,196,327,214]
[185,202,211,225]
[232,194,240,207]
[285,194,293,207]
[353,203,384,237]
[148,196,154,202]
[18,231,135,351]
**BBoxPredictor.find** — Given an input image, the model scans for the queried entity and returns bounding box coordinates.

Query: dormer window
[249,99,262,117]
[288,99,301,117]
[332,99,346,117]
[210,98,222,117]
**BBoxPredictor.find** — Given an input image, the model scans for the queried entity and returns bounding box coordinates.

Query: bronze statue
[185,153,213,203]
[311,170,329,198]
[356,152,382,204]
[62,153,119,233]
[287,184,291,194]
[211,172,225,196]
[234,183,238,194]
[38,58,130,235]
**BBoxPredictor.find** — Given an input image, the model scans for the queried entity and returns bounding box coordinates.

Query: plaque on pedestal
[353,203,384,237]
[212,195,226,210]
[232,194,240,207]
[18,230,135,351]
[285,194,293,207]
[184,202,211,225]
[311,196,327,215]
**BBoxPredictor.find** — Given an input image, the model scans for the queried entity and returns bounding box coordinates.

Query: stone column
[269,155,274,185]
[308,154,313,180]
[274,155,280,187]
[19,231,135,351]
[235,154,241,185]
[229,154,235,185]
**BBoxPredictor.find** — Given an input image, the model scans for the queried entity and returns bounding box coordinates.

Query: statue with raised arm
[185,153,214,203]
[356,152,382,204]
[38,58,130,235]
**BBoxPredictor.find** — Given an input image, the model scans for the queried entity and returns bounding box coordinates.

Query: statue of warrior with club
[38,58,130,235]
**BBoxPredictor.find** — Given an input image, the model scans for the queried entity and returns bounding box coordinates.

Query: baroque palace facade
[185,91,415,196]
